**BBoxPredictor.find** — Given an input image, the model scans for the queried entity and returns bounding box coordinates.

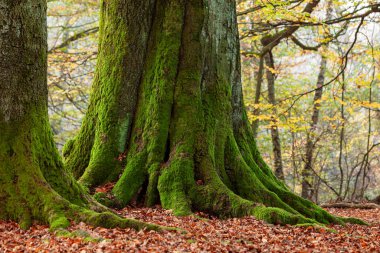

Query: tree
[238,0,380,202]
[301,0,333,201]
[0,0,163,231]
[264,51,284,180]
[301,54,327,201]
[63,0,363,225]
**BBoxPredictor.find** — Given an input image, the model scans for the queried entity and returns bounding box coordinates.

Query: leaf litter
[0,207,379,252]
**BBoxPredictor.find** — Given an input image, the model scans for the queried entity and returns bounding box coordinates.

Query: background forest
[47,0,380,204]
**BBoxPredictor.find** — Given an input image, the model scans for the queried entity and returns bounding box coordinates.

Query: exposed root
[43,193,176,232]
[158,155,195,216]
[93,131,361,226]
[252,206,316,225]
[70,207,172,231]
[339,217,368,225]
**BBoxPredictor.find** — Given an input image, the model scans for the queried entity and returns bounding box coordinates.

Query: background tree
[239,0,380,203]
[301,0,333,201]
[47,0,99,148]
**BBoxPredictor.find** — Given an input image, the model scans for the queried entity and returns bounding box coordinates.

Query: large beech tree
[0,0,164,231]
[63,0,362,225]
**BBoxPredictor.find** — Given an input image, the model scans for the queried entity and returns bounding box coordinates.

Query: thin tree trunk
[337,72,345,199]
[290,110,299,192]
[301,0,333,201]
[301,56,327,200]
[360,64,374,199]
[264,51,284,180]
[251,54,264,138]
[352,67,374,200]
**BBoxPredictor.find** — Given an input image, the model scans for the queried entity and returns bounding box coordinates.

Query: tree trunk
[301,56,327,200]
[0,0,163,232]
[64,0,360,225]
[373,195,380,205]
[251,54,264,138]
[265,51,284,180]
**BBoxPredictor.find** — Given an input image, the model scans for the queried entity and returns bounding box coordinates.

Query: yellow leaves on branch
[352,100,380,110]
[247,106,310,132]
[265,66,280,74]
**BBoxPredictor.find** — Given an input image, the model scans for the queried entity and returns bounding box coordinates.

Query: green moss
[145,163,161,206]
[83,236,104,243]
[93,192,115,207]
[71,207,170,231]
[49,216,70,231]
[54,229,73,237]
[54,229,104,242]
[112,152,148,205]
[118,115,131,153]
[340,217,368,225]
[190,183,254,218]
[252,206,315,225]
[0,104,86,227]
[19,211,32,230]
[62,138,74,158]
[113,0,186,206]
[62,107,96,179]
[0,103,169,232]
[158,158,195,216]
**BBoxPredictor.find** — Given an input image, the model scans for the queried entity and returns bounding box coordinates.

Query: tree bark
[251,54,264,138]
[64,0,361,225]
[301,0,334,201]
[264,51,284,180]
[301,56,327,200]
[0,0,164,231]
[373,195,380,205]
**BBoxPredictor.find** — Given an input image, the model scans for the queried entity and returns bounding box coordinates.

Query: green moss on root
[112,0,186,206]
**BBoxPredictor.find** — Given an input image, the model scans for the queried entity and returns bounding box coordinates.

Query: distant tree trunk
[373,195,380,205]
[351,67,374,201]
[64,0,358,225]
[301,56,327,200]
[265,51,284,180]
[291,123,298,191]
[337,76,345,199]
[301,0,334,201]
[250,0,322,149]
[0,0,161,231]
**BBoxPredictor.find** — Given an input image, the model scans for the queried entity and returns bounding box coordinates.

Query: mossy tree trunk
[64,0,358,225]
[0,0,164,232]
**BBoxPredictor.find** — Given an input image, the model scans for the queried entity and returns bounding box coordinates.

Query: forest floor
[0,207,379,252]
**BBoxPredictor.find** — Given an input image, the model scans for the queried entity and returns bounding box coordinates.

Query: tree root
[45,196,176,232]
